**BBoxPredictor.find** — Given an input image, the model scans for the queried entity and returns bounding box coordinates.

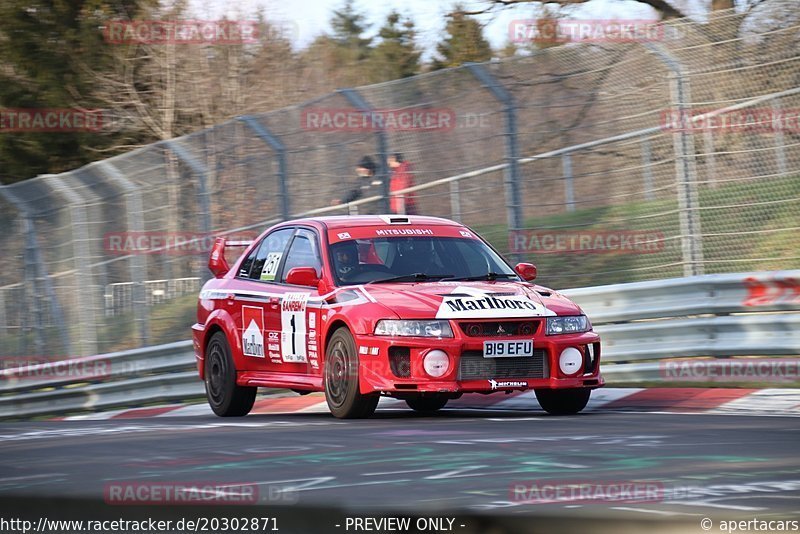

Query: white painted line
[584,388,645,411]
[611,507,702,516]
[712,389,800,415]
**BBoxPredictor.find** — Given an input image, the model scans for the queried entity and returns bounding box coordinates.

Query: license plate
[483,340,534,358]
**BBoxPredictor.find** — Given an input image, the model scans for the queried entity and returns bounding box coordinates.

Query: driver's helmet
[334,240,360,278]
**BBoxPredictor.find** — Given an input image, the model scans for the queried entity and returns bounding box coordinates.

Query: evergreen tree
[368,11,421,82]
[0,0,153,183]
[432,5,492,70]
[330,0,372,61]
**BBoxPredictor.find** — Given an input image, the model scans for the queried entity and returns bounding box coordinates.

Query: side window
[281,229,322,282]
[239,228,294,281]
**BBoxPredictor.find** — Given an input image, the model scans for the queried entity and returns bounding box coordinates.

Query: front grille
[458,350,548,380]
[458,321,539,337]
[389,346,411,378]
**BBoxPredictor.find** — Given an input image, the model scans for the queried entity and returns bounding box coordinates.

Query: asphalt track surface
[1,405,799,530]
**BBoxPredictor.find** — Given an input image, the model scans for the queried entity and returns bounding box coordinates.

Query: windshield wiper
[442,272,518,282]
[367,273,453,284]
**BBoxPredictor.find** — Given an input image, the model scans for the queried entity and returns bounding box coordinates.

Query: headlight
[374,320,454,338]
[546,315,591,335]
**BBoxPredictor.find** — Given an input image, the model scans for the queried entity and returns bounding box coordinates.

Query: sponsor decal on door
[281,293,310,363]
[242,306,265,358]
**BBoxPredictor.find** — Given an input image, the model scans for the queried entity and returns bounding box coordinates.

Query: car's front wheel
[324,328,379,419]
[535,388,591,415]
[405,395,449,413]
[205,331,256,417]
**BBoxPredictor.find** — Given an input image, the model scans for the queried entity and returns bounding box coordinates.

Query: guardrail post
[0,185,71,356]
[92,161,150,347]
[646,44,704,277]
[640,135,655,201]
[338,88,391,214]
[771,98,788,176]
[466,63,524,262]
[238,116,291,220]
[562,153,575,212]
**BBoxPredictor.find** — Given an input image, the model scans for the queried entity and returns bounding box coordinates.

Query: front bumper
[355,328,603,394]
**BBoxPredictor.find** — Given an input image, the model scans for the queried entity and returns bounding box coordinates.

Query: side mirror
[285,267,320,287]
[514,262,537,281]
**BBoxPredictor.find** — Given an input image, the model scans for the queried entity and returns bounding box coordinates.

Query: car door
[270,228,324,377]
[233,227,294,372]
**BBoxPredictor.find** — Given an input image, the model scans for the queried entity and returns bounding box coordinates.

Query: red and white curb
[59,388,800,420]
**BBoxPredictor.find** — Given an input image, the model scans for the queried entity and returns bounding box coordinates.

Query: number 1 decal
[280,293,309,363]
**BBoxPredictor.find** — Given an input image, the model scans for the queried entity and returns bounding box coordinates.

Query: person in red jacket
[388,153,418,215]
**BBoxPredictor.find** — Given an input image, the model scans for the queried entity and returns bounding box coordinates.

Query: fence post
[238,116,291,220]
[466,63,524,262]
[562,153,575,212]
[338,88,391,214]
[772,98,788,176]
[92,161,150,347]
[42,175,99,356]
[0,185,71,356]
[163,141,213,283]
[646,44,704,277]
[449,180,462,222]
[641,135,655,201]
[703,129,717,189]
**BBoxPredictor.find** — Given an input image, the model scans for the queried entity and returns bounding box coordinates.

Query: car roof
[287,215,464,230]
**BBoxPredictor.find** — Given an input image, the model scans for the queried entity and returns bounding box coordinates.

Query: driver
[333,240,361,282]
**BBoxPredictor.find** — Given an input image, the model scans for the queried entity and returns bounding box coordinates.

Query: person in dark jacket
[339,156,382,215]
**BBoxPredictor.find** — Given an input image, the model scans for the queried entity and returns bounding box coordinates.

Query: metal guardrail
[0,341,201,419]
[0,271,798,419]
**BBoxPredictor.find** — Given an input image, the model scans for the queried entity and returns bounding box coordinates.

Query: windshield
[328,236,517,286]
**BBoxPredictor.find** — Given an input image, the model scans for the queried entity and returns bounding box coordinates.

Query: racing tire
[535,388,591,415]
[405,395,449,413]
[205,331,256,417]
[324,328,379,419]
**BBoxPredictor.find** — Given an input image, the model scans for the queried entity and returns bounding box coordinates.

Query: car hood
[356,281,583,320]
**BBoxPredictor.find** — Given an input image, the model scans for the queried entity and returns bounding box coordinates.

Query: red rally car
[192,215,603,419]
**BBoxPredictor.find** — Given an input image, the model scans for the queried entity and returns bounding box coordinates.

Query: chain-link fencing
[1,11,798,356]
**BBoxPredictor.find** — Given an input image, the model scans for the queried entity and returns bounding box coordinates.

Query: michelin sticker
[435,286,555,319]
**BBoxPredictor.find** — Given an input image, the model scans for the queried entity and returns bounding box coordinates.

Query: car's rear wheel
[205,331,256,417]
[535,388,591,415]
[405,395,449,413]
[324,328,379,419]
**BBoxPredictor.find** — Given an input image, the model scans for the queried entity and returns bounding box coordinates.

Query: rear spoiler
[208,237,253,278]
